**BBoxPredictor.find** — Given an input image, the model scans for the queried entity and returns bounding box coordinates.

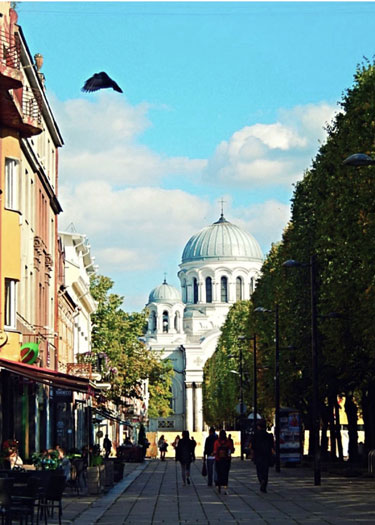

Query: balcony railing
[0,30,21,70]
[22,86,42,124]
[67,363,92,379]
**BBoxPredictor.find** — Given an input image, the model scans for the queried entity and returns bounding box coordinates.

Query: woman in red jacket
[213,429,234,494]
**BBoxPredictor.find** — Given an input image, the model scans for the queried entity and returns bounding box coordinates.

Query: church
[145,213,263,432]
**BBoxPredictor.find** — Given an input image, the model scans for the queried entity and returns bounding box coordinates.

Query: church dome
[182,214,263,263]
[148,279,182,304]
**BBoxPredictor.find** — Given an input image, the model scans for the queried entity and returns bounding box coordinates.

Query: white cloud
[52,93,205,187]
[59,183,212,274]
[233,200,291,255]
[205,102,339,187]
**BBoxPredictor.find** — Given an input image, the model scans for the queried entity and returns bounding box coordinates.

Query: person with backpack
[203,427,218,486]
[176,430,196,486]
[249,420,275,493]
[213,429,234,494]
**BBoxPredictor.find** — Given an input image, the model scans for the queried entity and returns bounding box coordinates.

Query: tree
[89,274,174,416]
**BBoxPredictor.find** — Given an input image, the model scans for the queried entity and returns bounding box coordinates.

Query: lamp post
[283,255,320,486]
[254,304,281,473]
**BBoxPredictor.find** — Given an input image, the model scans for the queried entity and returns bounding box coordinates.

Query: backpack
[217,443,230,460]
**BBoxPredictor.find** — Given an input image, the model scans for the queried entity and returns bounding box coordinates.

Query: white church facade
[145,213,263,432]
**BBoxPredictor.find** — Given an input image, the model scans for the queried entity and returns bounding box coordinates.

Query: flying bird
[81,72,123,93]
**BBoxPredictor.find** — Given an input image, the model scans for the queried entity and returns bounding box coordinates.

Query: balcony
[0,29,22,90]
[67,363,92,379]
[0,85,43,138]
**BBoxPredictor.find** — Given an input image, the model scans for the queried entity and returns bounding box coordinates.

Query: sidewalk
[53,459,375,524]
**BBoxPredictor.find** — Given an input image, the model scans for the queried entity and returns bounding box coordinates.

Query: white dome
[148,280,182,304]
[181,214,263,263]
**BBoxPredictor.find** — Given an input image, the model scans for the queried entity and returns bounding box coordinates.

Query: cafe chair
[11,476,40,525]
[0,477,13,525]
[40,474,65,525]
[68,458,86,496]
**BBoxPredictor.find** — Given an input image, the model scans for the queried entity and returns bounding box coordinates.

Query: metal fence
[0,30,21,69]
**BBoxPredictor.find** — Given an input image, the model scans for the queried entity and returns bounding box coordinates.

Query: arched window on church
[236,276,242,301]
[193,278,198,304]
[151,311,157,332]
[181,279,187,302]
[174,311,180,332]
[221,276,228,303]
[250,277,255,296]
[206,277,212,303]
[162,311,169,333]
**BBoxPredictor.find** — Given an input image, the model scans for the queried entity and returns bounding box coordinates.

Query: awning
[0,358,95,393]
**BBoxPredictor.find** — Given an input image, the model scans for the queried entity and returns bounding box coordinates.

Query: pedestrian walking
[176,430,196,486]
[213,429,234,494]
[172,435,180,459]
[203,426,218,486]
[103,434,112,458]
[249,420,275,493]
[158,435,168,461]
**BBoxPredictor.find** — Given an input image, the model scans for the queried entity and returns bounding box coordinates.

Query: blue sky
[17,1,375,311]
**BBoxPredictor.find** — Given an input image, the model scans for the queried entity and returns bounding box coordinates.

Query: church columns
[185,382,203,432]
[197,280,204,303]
[157,312,163,334]
[194,383,203,432]
[212,279,219,303]
[186,283,193,303]
[185,383,194,431]
[228,279,236,303]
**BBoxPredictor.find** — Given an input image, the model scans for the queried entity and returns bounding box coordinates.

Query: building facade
[145,213,263,432]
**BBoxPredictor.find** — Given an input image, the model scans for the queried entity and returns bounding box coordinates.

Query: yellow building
[0,1,64,457]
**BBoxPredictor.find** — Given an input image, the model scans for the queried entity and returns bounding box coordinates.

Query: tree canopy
[203,59,375,456]
[89,274,173,417]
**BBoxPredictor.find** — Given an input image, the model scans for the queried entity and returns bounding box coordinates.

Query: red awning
[0,358,95,393]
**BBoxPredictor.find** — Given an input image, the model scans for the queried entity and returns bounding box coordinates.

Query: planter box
[109,458,125,482]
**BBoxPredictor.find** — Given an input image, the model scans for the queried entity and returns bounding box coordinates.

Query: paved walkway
[53,459,375,524]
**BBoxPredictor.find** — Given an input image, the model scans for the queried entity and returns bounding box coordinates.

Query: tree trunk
[334,400,344,461]
[362,384,375,452]
[328,395,337,461]
[320,402,329,461]
[345,393,358,463]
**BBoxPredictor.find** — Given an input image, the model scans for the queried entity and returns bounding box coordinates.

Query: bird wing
[81,72,123,93]
[81,73,104,92]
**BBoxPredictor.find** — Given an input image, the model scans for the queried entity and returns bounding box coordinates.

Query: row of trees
[204,59,375,461]
[82,274,174,419]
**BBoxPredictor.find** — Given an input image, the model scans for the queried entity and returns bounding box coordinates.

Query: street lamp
[343,153,375,166]
[254,304,281,473]
[283,255,320,486]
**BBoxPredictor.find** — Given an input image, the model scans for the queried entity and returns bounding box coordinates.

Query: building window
[162,311,169,333]
[5,158,19,211]
[5,279,17,329]
[151,311,157,332]
[193,278,198,304]
[206,277,212,303]
[236,277,242,301]
[221,276,228,303]
[250,277,255,296]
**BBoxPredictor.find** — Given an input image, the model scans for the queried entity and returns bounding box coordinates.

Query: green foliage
[90,275,174,414]
[203,60,375,447]
[147,357,174,418]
